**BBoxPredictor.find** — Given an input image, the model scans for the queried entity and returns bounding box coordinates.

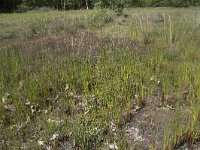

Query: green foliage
[94,0,125,13]
[1,0,200,12]
[17,0,32,12]
[89,9,114,28]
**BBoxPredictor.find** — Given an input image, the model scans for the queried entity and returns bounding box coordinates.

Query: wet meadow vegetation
[0,8,200,149]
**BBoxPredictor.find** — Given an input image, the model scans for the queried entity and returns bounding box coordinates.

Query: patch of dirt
[192,141,200,150]
[58,141,74,150]
[123,97,191,150]
[177,141,200,150]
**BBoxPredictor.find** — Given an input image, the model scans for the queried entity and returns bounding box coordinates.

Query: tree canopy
[0,0,199,12]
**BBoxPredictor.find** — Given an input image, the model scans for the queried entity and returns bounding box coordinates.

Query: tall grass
[0,7,200,149]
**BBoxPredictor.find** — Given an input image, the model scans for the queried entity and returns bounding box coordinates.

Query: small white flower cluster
[132,105,141,112]
[150,76,161,85]
[103,122,119,149]
[108,141,118,150]
[37,133,59,147]
[30,104,41,114]
[65,84,69,91]
[150,76,154,81]
[2,92,10,104]
[2,93,16,112]
[110,122,117,132]
[135,94,139,99]
[26,100,44,114]
[18,80,23,90]
[125,127,144,142]
[2,97,6,104]
[50,133,59,141]
[47,118,63,125]
[38,139,44,146]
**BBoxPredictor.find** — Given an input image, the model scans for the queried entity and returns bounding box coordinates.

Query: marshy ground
[0,8,200,150]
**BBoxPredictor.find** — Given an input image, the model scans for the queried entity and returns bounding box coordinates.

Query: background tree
[0,0,199,13]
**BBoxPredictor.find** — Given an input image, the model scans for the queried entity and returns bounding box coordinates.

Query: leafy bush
[17,1,32,13]
[89,9,114,28]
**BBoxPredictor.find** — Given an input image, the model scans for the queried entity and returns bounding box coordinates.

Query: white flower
[46,146,52,150]
[26,116,30,124]
[109,141,118,150]
[5,92,10,97]
[135,94,139,99]
[84,109,90,115]
[2,93,10,103]
[94,127,98,131]
[38,140,44,146]
[69,92,74,96]
[65,84,69,91]
[150,76,154,81]
[31,105,36,114]
[43,110,48,114]
[18,81,23,89]
[25,100,31,106]
[110,122,116,132]
[2,97,6,103]
[50,133,59,141]
[55,95,59,100]
[133,105,141,112]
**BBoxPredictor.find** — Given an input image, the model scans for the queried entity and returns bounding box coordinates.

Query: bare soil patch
[123,97,193,150]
